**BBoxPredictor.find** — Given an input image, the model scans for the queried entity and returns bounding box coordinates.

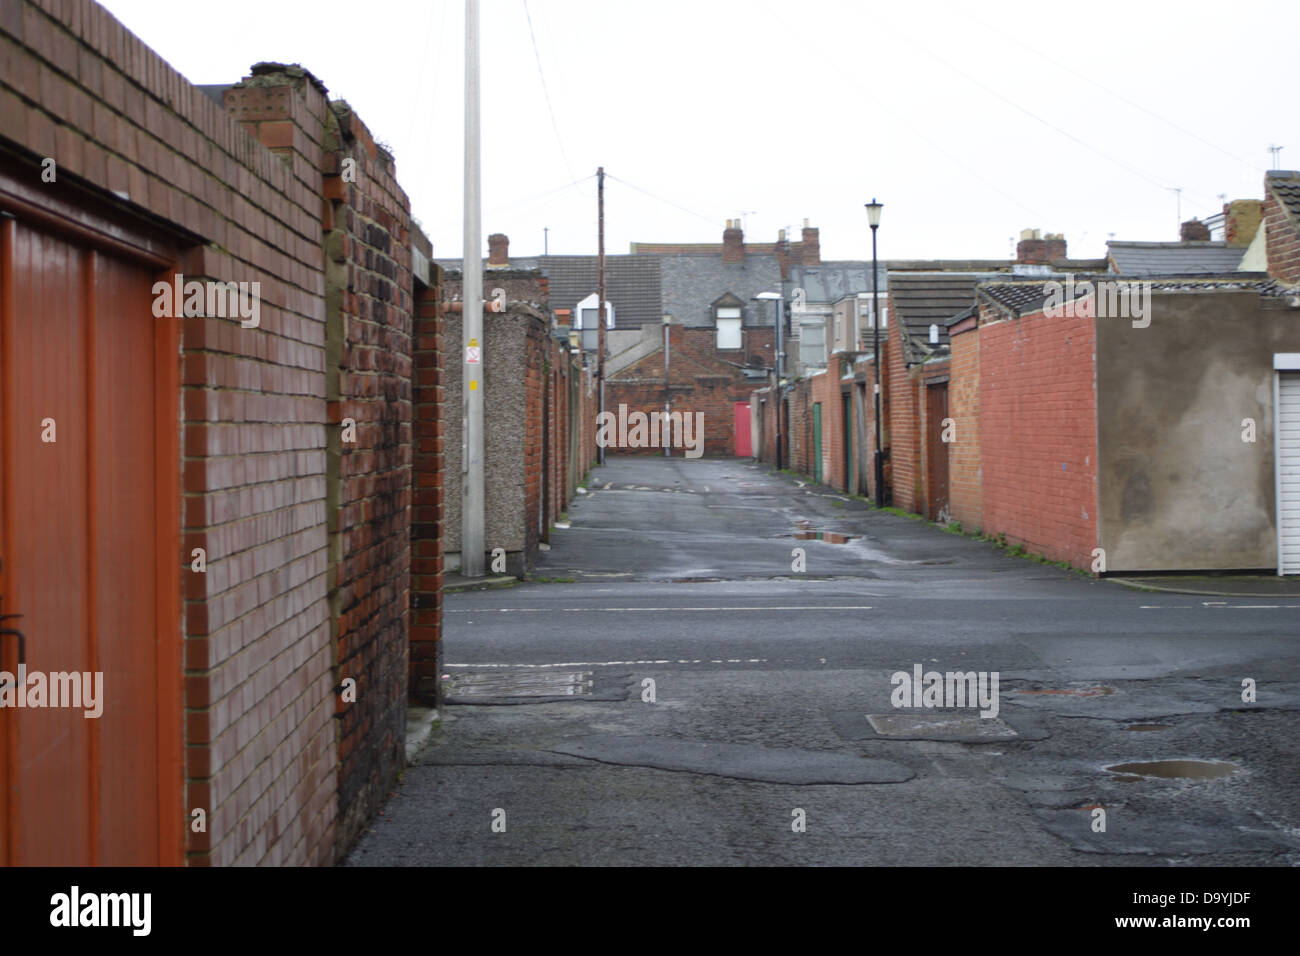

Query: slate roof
[787,262,887,303]
[434,255,663,329]
[1267,170,1300,223]
[1107,241,1245,276]
[887,272,996,361]
[657,253,783,328]
[540,255,662,329]
[978,275,1281,317]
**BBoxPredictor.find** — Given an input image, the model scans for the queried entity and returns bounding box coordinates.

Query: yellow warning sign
[469,380,478,391]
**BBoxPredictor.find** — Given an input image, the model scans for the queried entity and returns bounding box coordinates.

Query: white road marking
[703,485,710,492]
[448,605,873,613]
[445,659,769,668]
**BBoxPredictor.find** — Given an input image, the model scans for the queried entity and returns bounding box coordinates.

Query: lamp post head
[865,198,883,229]
[662,312,672,325]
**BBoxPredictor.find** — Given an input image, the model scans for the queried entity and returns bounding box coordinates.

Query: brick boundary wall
[976,300,1098,569]
[0,0,429,865]
[1263,173,1300,285]
[947,320,983,531]
[410,275,444,705]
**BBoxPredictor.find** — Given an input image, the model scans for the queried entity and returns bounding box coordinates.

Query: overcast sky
[102,0,1293,262]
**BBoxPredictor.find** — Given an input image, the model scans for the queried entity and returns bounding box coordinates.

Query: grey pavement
[345,455,1300,866]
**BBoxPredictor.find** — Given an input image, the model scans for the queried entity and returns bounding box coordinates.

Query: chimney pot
[487,233,509,266]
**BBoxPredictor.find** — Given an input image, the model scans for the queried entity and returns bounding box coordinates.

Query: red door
[0,202,181,864]
[734,402,752,457]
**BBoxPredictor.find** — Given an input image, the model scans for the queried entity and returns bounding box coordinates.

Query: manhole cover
[866,712,1019,739]
[446,670,593,699]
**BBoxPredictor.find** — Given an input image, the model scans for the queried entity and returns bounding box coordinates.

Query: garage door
[1278,370,1300,575]
[0,205,181,864]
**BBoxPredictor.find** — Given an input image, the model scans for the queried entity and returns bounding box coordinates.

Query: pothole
[792,531,857,543]
[1105,759,1239,780]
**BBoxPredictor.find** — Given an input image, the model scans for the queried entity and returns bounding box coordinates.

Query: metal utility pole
[461,0,485,576]
[597,166,606,465]
[544,226,549,255]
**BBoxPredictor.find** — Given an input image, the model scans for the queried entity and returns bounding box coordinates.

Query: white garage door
[1278,371,1300,575]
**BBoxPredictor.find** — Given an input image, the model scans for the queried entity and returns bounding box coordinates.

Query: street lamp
[662,313,671,457]
[755,292,784,470]
[866,198,884,508]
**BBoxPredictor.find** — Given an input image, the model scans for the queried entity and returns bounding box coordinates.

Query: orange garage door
[0,208,181,865]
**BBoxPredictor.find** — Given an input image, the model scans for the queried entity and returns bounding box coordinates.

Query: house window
[716,307,742,349]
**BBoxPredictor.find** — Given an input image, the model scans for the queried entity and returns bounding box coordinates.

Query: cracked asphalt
[344,456,1300,866]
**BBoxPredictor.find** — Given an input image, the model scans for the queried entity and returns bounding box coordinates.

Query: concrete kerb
[1108,577,1300,598]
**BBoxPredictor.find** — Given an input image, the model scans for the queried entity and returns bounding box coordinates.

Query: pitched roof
[887,272,995,360]
[787,262,887,303]
[1267,170,1300,223]
[540,255,662,328]
[977,275,1281,317]
[1107,241,1245,276]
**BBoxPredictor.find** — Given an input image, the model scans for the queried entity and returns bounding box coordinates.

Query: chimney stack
[1180,219,1211,242]
[723,219,744,264]
[487,232,509,266]
[1015,228,1066,264]
[1223,200,1263,248]
[801,219,820,265]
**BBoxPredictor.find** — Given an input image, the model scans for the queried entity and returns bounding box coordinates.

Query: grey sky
[102,0,1293,261]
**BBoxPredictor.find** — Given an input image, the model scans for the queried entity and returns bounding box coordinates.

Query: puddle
[792,531,857,543]
[1124,723,1172,732]
[1105,759,1238,780]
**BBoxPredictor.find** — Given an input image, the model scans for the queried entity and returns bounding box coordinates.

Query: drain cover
[866,712,1019,739]
[446,670,593,699]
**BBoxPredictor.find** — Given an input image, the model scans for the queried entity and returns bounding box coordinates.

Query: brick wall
[314,95,414,862]
[0,0,430,865]
[977,299,1098,568]
[883,304,921,512]
[607,323,771,457]
[947,320,983,530]
[410,270,444,705]
[1264,172,1300,284]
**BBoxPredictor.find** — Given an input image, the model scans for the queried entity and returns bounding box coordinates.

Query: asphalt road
[345,455,1300,866]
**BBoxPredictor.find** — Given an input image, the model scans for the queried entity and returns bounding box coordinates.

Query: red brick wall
[0,0,431,866]
[947,322,983,530]
[411,279,444,705]
[883,305,922,512]
[608,324,772,457]
[1264,175,1300,284]
[977,300,1098,568]
[319,99,414,861]
[809,359,846,489]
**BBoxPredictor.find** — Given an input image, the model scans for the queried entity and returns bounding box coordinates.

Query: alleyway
[346,457,1300,866]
